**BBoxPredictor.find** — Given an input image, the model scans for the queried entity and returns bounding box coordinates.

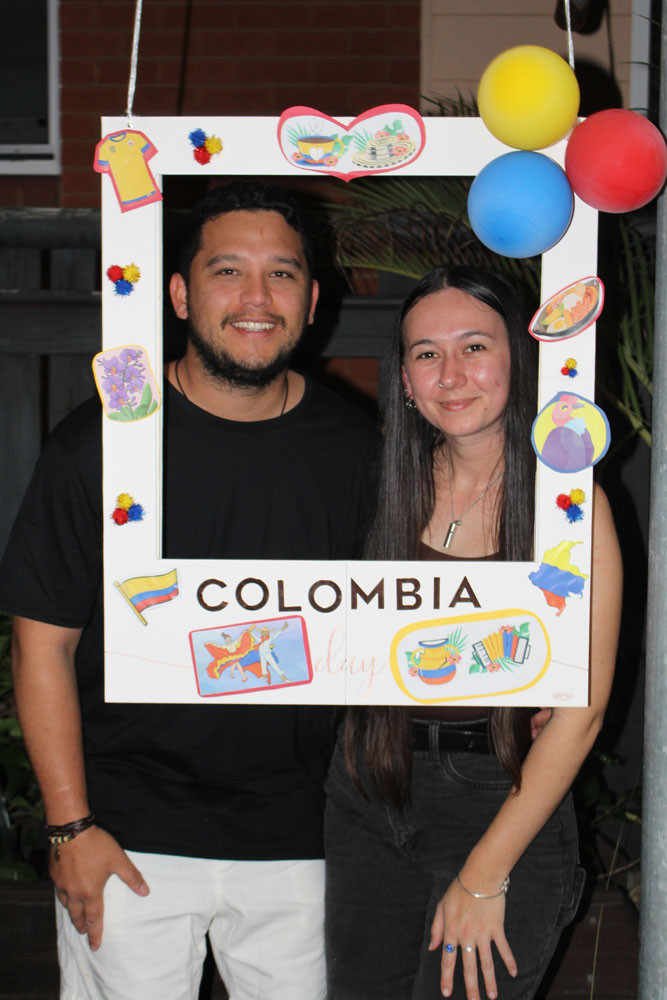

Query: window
[0,0,60,174]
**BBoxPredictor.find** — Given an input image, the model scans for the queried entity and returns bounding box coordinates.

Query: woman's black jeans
[324,730,584,1000]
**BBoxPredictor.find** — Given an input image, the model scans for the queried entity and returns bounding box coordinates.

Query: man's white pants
[56,852,326,1000]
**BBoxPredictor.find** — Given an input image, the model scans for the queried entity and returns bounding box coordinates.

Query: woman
[325,266,622,1000]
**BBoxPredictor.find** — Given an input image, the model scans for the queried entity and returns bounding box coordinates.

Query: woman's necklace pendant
[444,520,461,549]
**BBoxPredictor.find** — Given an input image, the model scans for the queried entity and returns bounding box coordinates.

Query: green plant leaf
[139,383,153,409]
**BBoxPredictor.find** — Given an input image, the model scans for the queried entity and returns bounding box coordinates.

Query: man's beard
[187,316,302,390]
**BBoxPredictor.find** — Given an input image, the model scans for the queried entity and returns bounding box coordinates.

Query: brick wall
[3,0,420,401]
[58,0,420,209]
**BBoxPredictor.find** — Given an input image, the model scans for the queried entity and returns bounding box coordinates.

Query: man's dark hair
[178,181,314,281]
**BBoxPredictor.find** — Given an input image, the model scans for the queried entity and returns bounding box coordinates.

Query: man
[0,182,377,999]
[255,623,289,683]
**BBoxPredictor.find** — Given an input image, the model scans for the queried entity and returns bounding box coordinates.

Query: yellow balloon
[478,45,580,150]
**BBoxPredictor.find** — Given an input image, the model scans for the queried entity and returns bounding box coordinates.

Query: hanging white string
[563,0,575,70]
[126,0,144,126]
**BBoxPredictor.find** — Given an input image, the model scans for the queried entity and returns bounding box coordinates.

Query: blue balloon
[467,151,574,258]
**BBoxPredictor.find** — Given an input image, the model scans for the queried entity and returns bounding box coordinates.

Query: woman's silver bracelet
[457,873,510,899]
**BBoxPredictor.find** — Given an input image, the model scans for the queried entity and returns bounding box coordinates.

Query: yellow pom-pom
[204,135,223,155]
[569,488,585,505]
[116,493,134,510]
[565,357,577,369]
[122,264,141,284]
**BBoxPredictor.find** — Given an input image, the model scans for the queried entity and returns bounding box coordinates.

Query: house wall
[1,0,421,401]
[421,0,633,115]
[1,1,639,207]
[64,0,420,209]
[0,1,639,407]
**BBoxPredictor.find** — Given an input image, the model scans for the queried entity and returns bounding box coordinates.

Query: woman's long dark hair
[344,266,539,807]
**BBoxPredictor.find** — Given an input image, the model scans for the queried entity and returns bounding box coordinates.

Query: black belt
[411,718,491,755]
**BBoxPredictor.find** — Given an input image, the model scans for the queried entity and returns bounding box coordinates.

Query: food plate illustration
[529,277,604,342]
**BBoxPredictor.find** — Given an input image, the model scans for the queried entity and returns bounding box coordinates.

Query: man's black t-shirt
[0,377,377,860]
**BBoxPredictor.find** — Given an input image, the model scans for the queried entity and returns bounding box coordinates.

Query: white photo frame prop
[99,114,600,707]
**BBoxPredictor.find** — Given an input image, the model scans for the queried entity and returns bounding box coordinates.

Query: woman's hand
[429,876,517,1000]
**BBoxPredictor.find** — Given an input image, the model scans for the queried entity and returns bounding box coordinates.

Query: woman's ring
[445,943,455,953]
[464,945,474,953]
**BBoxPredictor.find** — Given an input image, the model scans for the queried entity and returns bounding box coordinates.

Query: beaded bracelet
[457,873,510,899]
[45,813,96,860]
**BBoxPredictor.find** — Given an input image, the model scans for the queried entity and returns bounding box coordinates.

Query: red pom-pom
[194,146,211,165]
[556,493,572,510]
[107,265,124,283]
[560,366,570,376]
[112,507,129,525]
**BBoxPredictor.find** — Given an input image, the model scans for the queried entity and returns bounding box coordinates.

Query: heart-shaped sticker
[278,104,425,181]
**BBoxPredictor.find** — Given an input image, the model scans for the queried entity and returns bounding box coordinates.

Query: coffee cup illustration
[296,135,344,162]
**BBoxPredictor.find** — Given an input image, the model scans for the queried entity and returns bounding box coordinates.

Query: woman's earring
[438,381,444,388]
[404,393,417,412]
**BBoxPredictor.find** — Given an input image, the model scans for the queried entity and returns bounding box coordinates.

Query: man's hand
[50,826,149,951]
[530,708,552,740]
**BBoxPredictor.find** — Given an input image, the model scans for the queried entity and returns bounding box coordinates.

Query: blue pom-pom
[567,368,578,378]
[115,279,133,296]
[189,129,207,148]
[565,504,584,523]
[127,503,145,522]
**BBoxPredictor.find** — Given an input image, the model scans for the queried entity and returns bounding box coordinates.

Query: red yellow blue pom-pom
[189,128,207,148]
[194,146,211,165]
[107,263,141,296]
[204,135,223,155]
[565,504,584,523]
[189,128,222,164]
[556,488,586,523]
[127,503,145,522]
[112,494,145,525]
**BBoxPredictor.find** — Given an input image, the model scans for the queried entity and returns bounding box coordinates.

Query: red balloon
[565,109,667,212]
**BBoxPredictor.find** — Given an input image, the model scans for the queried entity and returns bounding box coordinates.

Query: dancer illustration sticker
[93,130,162,212]
[278,104,425,181]
[532,392,610,473]
[93,346,160,422]
[189,615,313,698]
[391,610,550,704]
[528,541,588,616]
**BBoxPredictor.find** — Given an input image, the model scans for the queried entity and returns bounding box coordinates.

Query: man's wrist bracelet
[457,873,510,899]
[45,813,96,860]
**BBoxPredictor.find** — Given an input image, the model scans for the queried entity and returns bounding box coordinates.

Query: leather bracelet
[45,813,96,860]
[457,873,510,899]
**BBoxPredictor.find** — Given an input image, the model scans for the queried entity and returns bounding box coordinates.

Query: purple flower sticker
[92,345,161,422]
